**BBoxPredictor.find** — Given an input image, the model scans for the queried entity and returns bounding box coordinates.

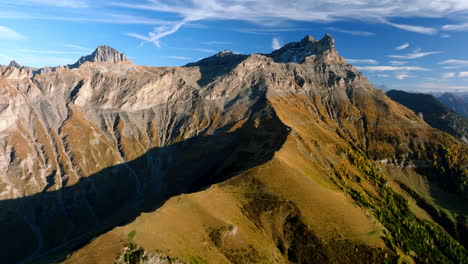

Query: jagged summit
[8,60,21,68]
[68,45,127,69]
[269,33,336,63]
[215,50,234,57]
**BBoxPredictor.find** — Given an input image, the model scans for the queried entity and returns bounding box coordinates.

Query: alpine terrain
[0,35,466,264]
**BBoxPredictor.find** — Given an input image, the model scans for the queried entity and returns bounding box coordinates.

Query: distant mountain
[387,90,468,144]
[438,92,468,118]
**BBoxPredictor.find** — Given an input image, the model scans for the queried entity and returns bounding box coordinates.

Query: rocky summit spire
[268,33,336,63]
[8,60,22,68]
[89,46,127,63]
[68,45,127,69]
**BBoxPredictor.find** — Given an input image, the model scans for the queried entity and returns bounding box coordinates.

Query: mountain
[67,45,127,69]
[438,92,468,118]
[0,35,466,264]
[386,90,468,144]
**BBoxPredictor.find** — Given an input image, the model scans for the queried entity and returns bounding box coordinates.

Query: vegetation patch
[340,147,468,264]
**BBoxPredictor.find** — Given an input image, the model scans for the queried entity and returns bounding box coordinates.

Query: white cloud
[116,0,468,47]
[0,26,25,40]
[201,41,232,45]
[235,27,311,35]
[272,37,281,50]
[395,43,410,50]
[389,61,408,65]
[387,51,443,59]
[377,74,390,77]
[385,21,437,35]
[345,59,378,64]
[459,72,468,77]
[64,44,93,52]
[8,0,88,8]
[328,27,375,36]
[439,59,468,66]
[441,66,462,69]
[357,66,430,71]
[441,23,468,31]
[395,74,409,80]
[166,56,191,60]
[442,72,456,78]
[16,48,84,54]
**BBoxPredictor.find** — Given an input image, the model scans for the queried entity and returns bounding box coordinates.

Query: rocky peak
[300,35,315,45]
[68,45,127,69]
[8,60,22,68]
[268,34,336,63]
[215,50,234,57]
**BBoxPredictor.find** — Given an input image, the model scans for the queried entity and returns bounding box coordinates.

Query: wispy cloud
[235,27,310,35]
[16,48,84,54]
[272,38,281,50]
[328,27,375,36]
[166,56,191,60]
[119,0,468,46]
[389,61,408,65]
[441,23,468,31]
[441,66,463,69]
[385,21,438,35]
[357,66,430,71]
[201,41,232,45]
[442,72,456,78]
[395,43,410,50]
[387,51,443,59]
[4,0,88,8]
[442,72,468,78]
[0,25,25,40]
[395,74,409,80]
[64,44,93,52]
[439,59,468,66]
[192,48,216,53]
[345,58,378,64]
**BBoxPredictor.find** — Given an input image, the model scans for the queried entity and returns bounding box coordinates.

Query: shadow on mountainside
[185,52,248,87]
[0,96,289,264]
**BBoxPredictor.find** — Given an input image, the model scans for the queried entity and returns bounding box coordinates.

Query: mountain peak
[215,50,234,57]
[268,34,337,63]
[68,45,127,69]
[300,35,315,44]
[91,45,127,63]
[8,60,22,68]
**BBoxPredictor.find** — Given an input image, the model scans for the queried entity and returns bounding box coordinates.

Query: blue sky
[1,1,468,92]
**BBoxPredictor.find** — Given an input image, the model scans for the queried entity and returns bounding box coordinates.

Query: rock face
[0,35,466,264]
[68,45,127,68]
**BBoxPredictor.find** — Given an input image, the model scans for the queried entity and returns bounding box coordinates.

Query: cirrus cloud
[0,26,25,40]
[356,66,430,71]
[116,0,468,47]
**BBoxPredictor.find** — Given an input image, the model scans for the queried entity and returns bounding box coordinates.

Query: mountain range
[386,90,468,144]
[0,35,466,264]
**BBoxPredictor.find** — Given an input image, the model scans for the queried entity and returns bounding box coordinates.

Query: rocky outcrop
[67,45,127,68]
